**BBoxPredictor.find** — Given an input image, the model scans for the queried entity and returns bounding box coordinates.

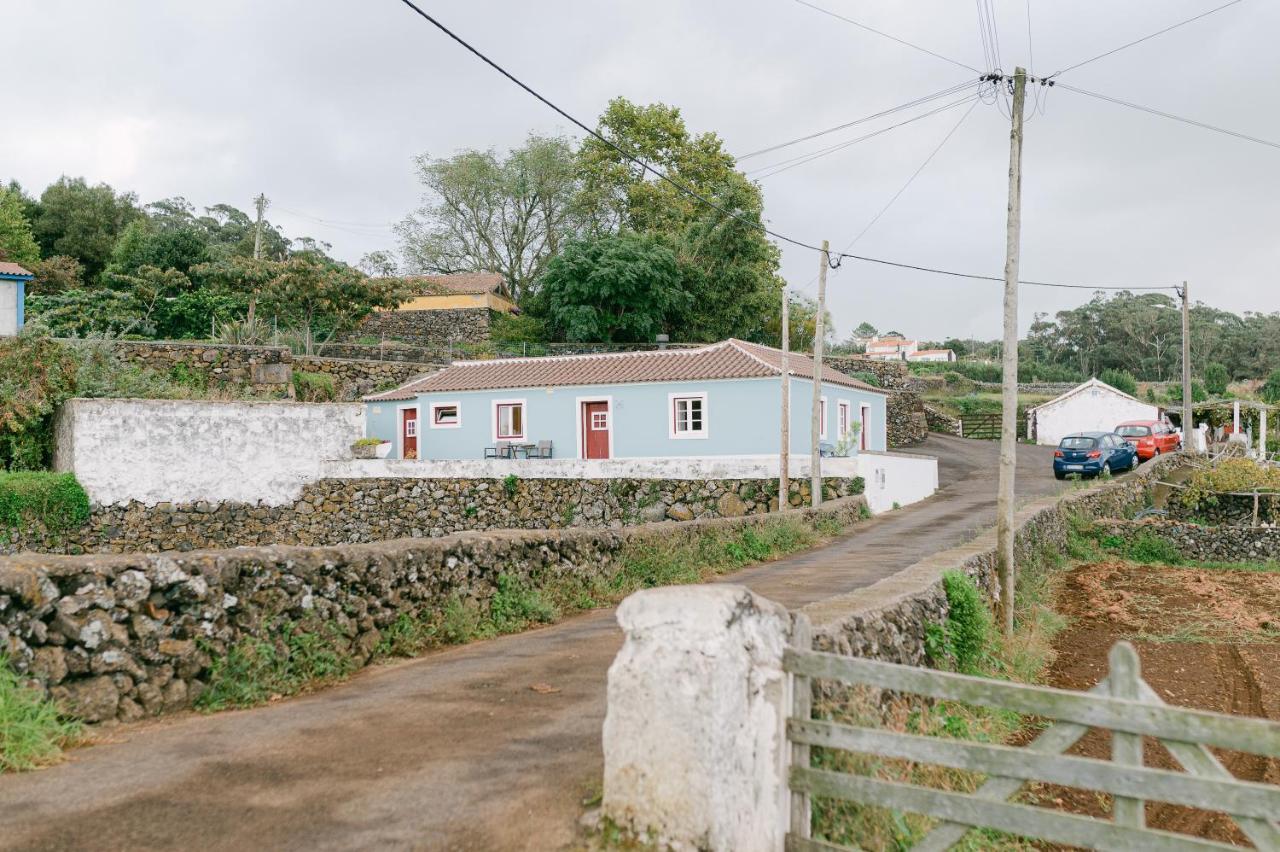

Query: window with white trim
[430,402,460,428]
[670,393,707,439]
[404,418,418,437]
[838,401,850,437]
[495,401,525,440]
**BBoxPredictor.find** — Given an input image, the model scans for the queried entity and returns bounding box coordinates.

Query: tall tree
[397,134,586,304]
[0,188,41,267]
[30,176,142,281]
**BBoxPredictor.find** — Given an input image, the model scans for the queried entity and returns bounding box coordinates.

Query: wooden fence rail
[784,640,1280,851]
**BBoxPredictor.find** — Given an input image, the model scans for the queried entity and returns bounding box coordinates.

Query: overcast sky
[5,0,1278,341]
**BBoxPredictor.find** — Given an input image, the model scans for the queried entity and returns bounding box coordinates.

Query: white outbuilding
[1025,377,1162,446]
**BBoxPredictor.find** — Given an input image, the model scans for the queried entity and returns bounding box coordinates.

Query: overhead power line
[792,0,981,73]
[747,93,979,179]
[1055,82,1280,152]
[735,79,977,162]
[1050,0,1245,78]
[393,0,1175,294]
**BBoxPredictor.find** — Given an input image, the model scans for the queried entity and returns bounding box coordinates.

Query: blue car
[1053,431,1138,480]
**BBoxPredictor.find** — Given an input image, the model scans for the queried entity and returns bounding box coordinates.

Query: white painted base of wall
[856,451,940,514]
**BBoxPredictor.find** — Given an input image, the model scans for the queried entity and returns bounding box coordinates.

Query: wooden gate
[784,634,1280,851]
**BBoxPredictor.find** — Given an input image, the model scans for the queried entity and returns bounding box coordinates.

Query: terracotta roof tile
[365,339,886,401]
[0,262,34,277]
[404,273,507,296]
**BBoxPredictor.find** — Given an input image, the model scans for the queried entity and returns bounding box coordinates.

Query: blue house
[0,263,32,337]
[363,339,888,461]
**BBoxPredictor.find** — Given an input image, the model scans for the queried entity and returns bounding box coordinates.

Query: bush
[1099,368,1137,396]
[1204,363,1230,397]
[1125,532,1183,565]
[847,371,880,388]
[0,657,81,772]
[0,471,90,535]
[941,571,992,673]
[292,370,337,402]
[1177,457,1280,511]
[1262,369,1280,405]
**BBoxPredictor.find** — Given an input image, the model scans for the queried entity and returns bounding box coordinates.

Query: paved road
[0,436,1062,852]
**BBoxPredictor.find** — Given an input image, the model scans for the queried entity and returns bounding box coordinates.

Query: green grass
[0,656,81,773]
[292,370,338,402]
[0,471,90,536]
[198,622,357,711]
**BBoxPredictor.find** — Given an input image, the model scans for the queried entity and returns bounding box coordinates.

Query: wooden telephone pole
[780,287,791,507]
[810,240,830,507]
[996,68,1027,637]
[1181,281,1193,451]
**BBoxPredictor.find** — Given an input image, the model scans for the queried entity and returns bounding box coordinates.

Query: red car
[1115,420,1181,460]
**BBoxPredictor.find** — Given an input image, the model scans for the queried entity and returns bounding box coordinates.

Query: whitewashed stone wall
[54,399,364,506]
[856,451,940,514]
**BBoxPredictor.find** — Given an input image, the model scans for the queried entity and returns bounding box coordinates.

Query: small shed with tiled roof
[362,339,888,461]
[0,262,33,337]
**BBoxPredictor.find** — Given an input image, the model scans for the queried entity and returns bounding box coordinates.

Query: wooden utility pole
[780,287,791,509]
[810,240,830,507]
[249,193,268,329]
[1181,281,1193,452]
[995,68,1027,638]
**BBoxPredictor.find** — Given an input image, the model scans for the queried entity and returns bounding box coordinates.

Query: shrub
[1204,363,1230,396]
[1177,457,1280,511]
[502,474,519,498]
[292,370,337,402]
[0,657,81,772]
[1125,532,1182,565]
[0,472,90,535]
[847,371,881,388]
[1099,368,1137,396]
[1262,369,1280,405]
[489,574,557,632]
[198,622,356,710]
[941,571,991,673]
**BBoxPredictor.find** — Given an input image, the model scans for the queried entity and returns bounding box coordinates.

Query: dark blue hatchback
[1053,431,1138,480]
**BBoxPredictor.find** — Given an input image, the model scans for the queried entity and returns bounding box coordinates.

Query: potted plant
[351,437,388,459]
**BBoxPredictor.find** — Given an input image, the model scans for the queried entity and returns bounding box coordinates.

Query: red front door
[582,401,610,459]
[401,407,418,459]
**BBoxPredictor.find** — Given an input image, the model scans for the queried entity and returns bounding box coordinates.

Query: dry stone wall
[67,340,295,395]
[0,497,868,724]
[826,357,911,391]
[316,341,452,363]
[293,356,440,400]
[1165,492,1280,526]
[352,307,494,346]
[886,391,928,447]
[1094,518,1280,563]
[925,404,963,436]
[5,476,864,556]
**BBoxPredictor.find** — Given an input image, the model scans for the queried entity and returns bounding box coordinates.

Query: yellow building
[386,273,519,315]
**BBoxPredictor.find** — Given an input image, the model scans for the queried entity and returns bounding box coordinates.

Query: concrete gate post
[602,584,794,852]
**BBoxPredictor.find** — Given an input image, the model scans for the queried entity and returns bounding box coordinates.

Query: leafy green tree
[853,321,878,339]
[24,289,149,338]
[257,255,404,352]
[1099,368,1137,396]
[760,293,833,352]
[1204,362,1230,396]
[28,256,83,295]
[537,231,685,343]
[30,177,142,281]
[105,220,210,279]
[1262,369,1280,405]
[397,134,587,304]
[0,188,40,267]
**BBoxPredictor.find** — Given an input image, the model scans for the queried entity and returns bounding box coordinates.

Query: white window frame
[574,395,614,459]
[668,391,709,440]
[396,404,419,460]
[837,400,851,439]
[491,398,527,442]
[429,400,462,429]
[860,403,871,451]
[820,396,829,440]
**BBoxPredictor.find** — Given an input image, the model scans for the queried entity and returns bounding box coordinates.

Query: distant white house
[906,348,956,363]
[1025,377,1162,446]
[864,337,918,361]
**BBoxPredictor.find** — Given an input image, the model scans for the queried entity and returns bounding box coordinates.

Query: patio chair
[484,441,514,459]
[533,440,553,459]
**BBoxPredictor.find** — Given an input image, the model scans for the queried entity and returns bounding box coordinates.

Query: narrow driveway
[0,436,1061,852]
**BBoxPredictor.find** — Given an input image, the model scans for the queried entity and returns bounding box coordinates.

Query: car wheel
[1102,461,1111,477]
[1054,471,1066,480]
[1154,447,1161,456]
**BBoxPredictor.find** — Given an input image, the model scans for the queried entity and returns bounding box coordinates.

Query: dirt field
[1036,560,1280,845]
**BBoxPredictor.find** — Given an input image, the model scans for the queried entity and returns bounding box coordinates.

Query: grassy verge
[199,512,853,712]
[0,657,81,774]
[0,471,90,541]
[811,528,1070,850]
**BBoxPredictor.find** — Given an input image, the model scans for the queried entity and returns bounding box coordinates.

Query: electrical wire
[1024,0,1035,74]
[392,0,1179,293]
[984,0,1004,71]
[974,0,995,71]
[735,79,978,162]
[274,205,396,230]
[1055,82,1280,152]
[791,0,982,73]
[1050,0,1245,78]
[746,93,979,179]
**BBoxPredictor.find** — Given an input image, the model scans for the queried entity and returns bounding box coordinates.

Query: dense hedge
[0,471,90,535]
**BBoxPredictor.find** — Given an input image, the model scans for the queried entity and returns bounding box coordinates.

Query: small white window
[495,401,525,440]
[404,418,418,438]
[430,402,461,428]
[669,393,708,439]
[591,410,609,431]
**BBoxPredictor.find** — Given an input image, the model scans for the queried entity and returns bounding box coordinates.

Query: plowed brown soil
[1032,560,1280,846]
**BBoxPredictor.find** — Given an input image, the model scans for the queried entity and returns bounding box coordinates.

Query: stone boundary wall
[316,341,452,363]
[925,404,963,436]
[1094,518,1280,563]
[5,476,863,556]
[975,380,1078,396]
[61,339,295,395]
[798,454,1182,668]
[826,357,911,391]
[0,497,868,723]
[352,307,493,346]
[293,356,440,401]
[886,391,927,447]
[1164,491,1280,526]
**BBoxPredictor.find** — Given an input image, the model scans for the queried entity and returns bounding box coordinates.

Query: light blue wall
[364,376,887,460]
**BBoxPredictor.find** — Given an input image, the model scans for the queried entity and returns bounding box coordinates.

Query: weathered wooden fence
[957,412,1028,441]
[785,638,1280,851]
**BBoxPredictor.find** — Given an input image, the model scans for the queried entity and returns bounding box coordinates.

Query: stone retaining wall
[1094,518,1280,563]
[316,341,451,363]
[293,356,440,400]
[1165,491,1280,526]
[66,339,295,395]
[5,476,864,556]
[799,453,1180,668]
[925,404,963,436]
[826,357,911,391]
[0,497,868,723]
[352,307,494,346]
[886,391,927,447]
